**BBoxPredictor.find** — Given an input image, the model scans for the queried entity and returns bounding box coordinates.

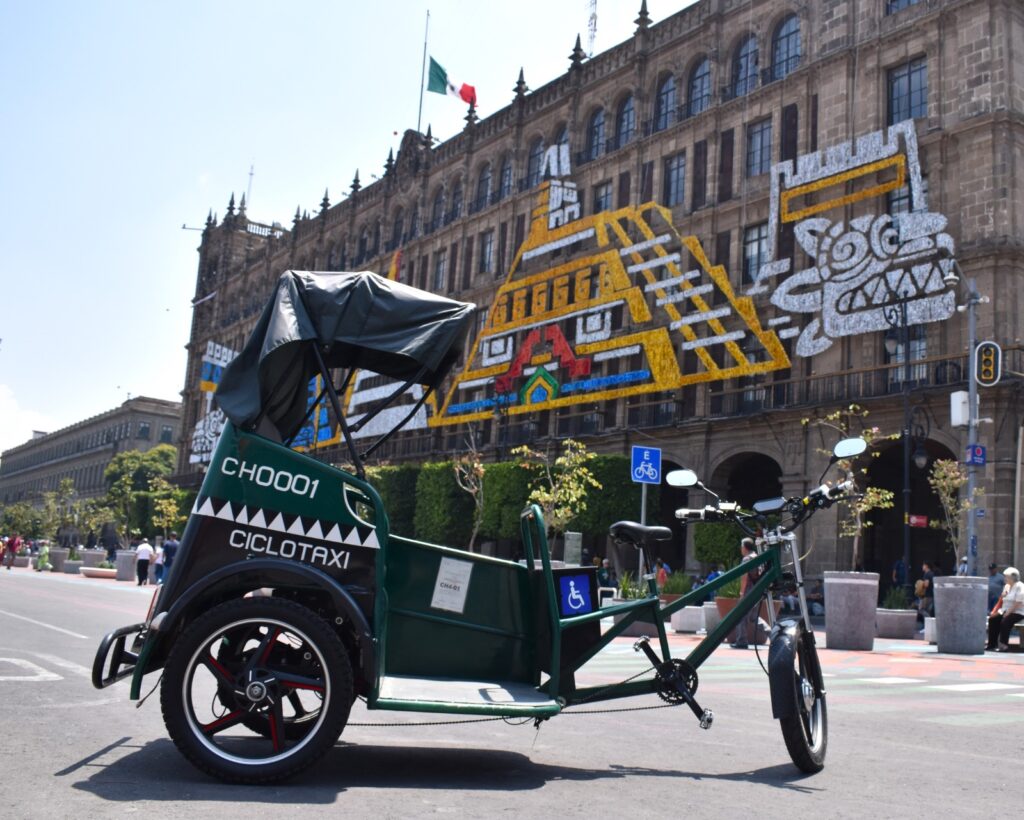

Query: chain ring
[655,659,699,704]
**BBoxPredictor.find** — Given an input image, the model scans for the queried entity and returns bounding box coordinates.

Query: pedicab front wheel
[776,622,827,773]
[160,597,353,784]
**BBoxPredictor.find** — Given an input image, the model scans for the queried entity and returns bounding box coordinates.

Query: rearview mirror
[833,438,867,459]
[752,497,786,514]
[666,469,698,487]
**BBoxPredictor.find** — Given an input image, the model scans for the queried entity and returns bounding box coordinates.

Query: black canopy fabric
[215,271,476,437]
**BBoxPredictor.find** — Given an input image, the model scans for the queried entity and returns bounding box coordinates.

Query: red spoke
[202,710,246,735]
[258,628,281,666]
[268,701,285,753]
[276,671,325,692]
[202,653,236,688]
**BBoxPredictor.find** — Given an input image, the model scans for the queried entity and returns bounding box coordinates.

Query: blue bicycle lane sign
[631,446,662,485]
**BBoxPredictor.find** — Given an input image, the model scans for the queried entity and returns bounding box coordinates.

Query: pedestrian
[655,558,669,590]
[956,555,968,577]
[730,538,761,649]
[704,563,721,603]
[597,558,615,589]
[915,561,935,622]
[135,538,154,586]
[163,532,180,573]
[3,533,21,570]
[987,567,1024,652]
[153,542,165,585]
[988,563,1005,611]
[891,556,907,590]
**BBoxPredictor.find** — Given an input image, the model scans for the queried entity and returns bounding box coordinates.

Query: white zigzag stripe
[191,498,379,549]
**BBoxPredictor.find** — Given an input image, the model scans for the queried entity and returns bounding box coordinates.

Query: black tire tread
[777,625,827,774]
[160,597,352,784]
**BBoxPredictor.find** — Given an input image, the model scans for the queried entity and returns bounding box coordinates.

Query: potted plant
[875,586,918,639]
[610,571,660,637]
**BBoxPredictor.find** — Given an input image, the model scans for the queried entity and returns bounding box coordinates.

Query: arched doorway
[710,452,783,508]
[864,439,956,580]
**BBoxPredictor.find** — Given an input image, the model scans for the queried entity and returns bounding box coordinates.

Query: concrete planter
[824,571,879,651]
[670,606,705,633]
[924,616,938,644]
[609,601,659,638]
[934,576,987,655]
[115,550,137,582]
[12,556,31,568]
[49,548,69,573]
[875,608,918,639]
[702,602,722,634]
[63,560,84,575]
[81,549,107,568]
[80,567,117,579]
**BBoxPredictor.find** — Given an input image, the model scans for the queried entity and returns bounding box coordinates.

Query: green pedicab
[93,270,860,783]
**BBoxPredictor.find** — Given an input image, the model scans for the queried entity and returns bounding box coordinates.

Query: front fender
[137,559,375,695]
[767,618,801,720]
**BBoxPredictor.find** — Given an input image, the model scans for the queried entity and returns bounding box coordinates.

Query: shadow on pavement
[63,738,821,801]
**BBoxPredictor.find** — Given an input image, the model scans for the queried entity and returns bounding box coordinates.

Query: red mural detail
[494,325,592,394]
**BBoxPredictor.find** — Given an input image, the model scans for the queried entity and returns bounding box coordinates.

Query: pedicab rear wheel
[160,597,352,783]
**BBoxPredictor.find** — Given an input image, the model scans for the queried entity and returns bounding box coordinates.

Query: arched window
[391,208,404,248]
[732,35,758,98]
[771,15,801,81]
[526,136,545,187]
[498,154,513,199]
[408,205,419,239]
[450,180,463,220]
[357,227,369,261]
[372,221,381,255]
[655,75,676,132]
[475,164,492,211]
[430,188,445,232]
[586,108,605,161]
[616,95,636,147]
[688,58,711,116]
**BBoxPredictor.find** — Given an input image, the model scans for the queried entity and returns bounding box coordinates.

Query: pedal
[699,710,714,730]
[632,636,663,667]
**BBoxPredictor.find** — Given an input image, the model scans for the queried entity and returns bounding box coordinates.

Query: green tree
[513,439,602,537]
[1,501,39,537]
[149,476,188,537]
[802,404,896,570]
[103,445,177,540]
[928,458,979,566]
[453,431,485,551]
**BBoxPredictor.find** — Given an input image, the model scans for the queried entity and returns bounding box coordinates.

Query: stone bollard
[116,550,137,582]
[934,576,987,655]
[670,605,706,633]
[824,571,879,650]
[702,601,722,635]
[924,616,938,644]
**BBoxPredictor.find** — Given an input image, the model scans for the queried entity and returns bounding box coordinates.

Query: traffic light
[975,341,1001,387]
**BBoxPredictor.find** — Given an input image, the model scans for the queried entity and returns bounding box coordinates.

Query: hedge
[692,520,745,569]
[367,463,421,537]
[478,461,532,541]
[412,461,475,546]
[573,456,658,536]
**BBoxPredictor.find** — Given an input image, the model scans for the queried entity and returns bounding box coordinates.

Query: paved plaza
[0,566,1017,819]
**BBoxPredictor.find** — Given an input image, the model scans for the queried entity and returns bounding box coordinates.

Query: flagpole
[416,9,430,133]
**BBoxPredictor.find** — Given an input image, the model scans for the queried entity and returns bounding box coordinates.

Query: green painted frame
[519,504,782,706]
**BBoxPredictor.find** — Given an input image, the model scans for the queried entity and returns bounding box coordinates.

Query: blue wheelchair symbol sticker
[559,575,592,616]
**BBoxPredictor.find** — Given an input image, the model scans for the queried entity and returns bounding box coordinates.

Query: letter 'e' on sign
[430,557,474,614]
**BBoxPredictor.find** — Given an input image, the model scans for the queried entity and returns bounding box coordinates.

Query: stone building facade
[178,0,1024,577]
[0,397,182,504]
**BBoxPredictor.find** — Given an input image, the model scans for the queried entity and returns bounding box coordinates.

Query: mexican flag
[427,57,477,106]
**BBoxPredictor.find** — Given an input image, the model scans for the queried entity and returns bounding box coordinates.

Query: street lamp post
[946,262,988,577]
[884,295,913,592]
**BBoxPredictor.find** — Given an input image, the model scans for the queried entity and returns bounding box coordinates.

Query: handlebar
[674,478,856,538]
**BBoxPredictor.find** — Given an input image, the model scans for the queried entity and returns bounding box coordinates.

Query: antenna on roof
[587,0,597,56]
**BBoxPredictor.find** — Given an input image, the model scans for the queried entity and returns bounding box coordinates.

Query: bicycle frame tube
[561,549,781,705]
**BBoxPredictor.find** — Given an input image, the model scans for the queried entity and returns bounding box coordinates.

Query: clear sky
[0,0,694,454]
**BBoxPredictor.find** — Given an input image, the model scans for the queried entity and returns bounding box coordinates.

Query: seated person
[804,580,825,616]
[987,567,1024,652]
[597,558,616,589]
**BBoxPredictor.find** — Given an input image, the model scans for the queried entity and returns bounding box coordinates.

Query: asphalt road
[0,567,1019,819]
